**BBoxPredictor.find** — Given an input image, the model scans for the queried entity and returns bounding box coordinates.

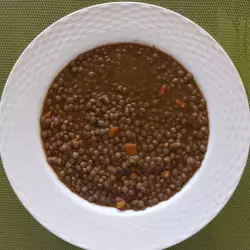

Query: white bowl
[0,2,249,250]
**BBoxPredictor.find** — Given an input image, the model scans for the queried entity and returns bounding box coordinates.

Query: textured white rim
[0,2,249,250]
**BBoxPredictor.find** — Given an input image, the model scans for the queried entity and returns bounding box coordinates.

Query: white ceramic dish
[0,2,249,250]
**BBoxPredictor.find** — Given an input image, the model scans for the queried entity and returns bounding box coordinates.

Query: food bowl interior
[0,3,249,250]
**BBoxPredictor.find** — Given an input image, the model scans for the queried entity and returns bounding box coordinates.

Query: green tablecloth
[0,1,249,249]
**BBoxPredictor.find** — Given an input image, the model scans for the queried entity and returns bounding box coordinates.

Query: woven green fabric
[0,0,249,249]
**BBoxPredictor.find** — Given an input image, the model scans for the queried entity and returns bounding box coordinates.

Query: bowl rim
[0,2,249,250]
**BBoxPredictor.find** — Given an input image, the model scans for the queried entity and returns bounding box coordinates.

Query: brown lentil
[41,43,209,211]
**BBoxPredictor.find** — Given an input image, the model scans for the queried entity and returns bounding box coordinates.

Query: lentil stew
[40,43,209,211]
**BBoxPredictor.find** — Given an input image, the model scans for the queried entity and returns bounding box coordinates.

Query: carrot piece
[116,198,126,209]
[162,170,171,178]
[44,111,52,118]
[109,126,119,137]
[176,99,185,108]
[160,85,167,95]
[125,143,137,155]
